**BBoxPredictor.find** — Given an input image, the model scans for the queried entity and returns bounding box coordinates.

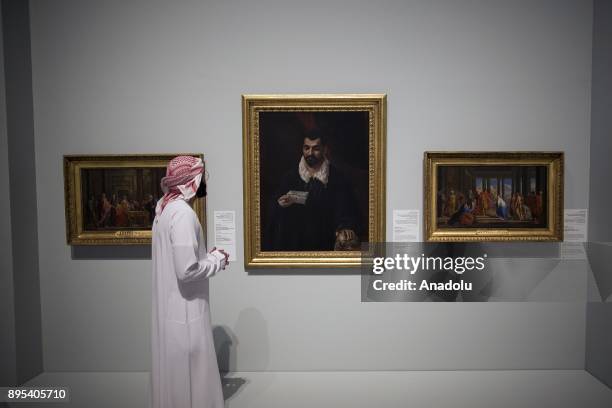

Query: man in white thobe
[151,156,228,408]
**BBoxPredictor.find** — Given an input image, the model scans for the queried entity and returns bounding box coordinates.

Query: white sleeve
[170,209,225,282]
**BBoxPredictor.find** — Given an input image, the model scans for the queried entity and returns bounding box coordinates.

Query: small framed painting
[424,152,563,242]
[64,154,205,245]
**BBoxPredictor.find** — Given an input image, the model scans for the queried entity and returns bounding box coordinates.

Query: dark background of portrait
[259,111,370,246]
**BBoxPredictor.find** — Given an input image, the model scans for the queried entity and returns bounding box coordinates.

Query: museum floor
[11,370,612,408]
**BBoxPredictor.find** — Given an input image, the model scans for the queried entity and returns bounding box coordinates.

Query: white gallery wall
[29,0,592,372]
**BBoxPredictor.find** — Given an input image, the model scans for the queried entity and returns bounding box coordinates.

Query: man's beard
[304,155,321,167]
[196,180,207,198]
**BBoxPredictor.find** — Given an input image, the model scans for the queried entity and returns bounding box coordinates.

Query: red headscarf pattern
[155,155,204,216]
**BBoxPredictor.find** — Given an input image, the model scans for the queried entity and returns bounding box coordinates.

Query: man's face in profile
[303,137,323,167]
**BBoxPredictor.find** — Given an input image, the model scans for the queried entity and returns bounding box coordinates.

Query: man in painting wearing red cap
[150,155,229,408]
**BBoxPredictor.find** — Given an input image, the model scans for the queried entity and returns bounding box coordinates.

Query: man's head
[302,129,326,168]
[156,155,205,215]
[161,156,203,193]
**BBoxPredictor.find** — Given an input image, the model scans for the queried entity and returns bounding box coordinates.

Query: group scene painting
[258,111,370,252]
[81,167,166,231]
[436,165,548,229]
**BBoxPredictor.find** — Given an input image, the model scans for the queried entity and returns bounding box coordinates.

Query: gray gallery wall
[2,0,43,384]
[0,3,17,387]
[588,0,612,244]
[29,0,592,372]
[586,0,612,389]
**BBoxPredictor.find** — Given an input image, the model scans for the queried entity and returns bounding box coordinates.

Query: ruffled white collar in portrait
[298,156,329,185]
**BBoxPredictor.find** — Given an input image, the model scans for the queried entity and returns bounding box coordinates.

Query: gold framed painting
[424,152,564,242]
[242,94,386,268]
[64,154,205,245]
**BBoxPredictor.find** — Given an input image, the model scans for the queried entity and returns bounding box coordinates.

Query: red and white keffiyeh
[155,155,204,216]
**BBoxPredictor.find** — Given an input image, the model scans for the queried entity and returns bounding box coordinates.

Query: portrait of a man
[262,125,362,251]
[242,94,386,267]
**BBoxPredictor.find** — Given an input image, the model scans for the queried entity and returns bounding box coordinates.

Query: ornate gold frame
[64,154,206,245]
[242,94,386,268]
[424,152,564,242]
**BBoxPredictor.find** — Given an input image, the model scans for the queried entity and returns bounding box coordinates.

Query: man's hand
[334,229,359,250]
[336,229,357,242]
[218,249,230,265]
[278,194,296,208]
[210,246,230,268]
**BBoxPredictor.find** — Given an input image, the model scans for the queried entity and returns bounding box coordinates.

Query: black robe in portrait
[264,164,360,251]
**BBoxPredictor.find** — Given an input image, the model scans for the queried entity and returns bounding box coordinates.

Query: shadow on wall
[214,308,270,400]
[214,308,270,371]
[214,325,236,374]
[71,245,152,260]
[363,243,577,303]
[247,267,362,276]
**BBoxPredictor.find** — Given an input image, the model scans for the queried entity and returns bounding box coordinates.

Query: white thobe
[151,199,226,408]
